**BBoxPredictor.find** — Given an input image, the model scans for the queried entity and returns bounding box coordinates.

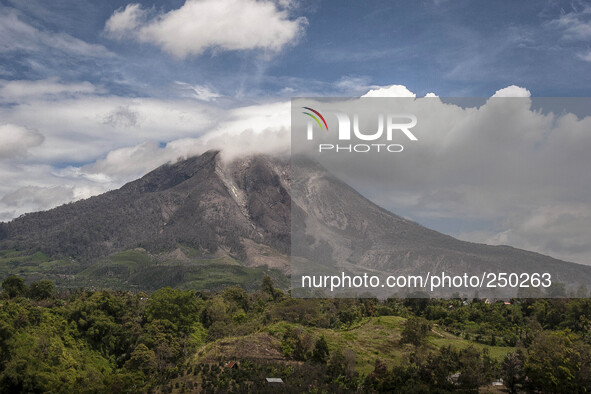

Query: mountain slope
[291,156,591,296]
[1,151,590,295]
[0,151,290,267]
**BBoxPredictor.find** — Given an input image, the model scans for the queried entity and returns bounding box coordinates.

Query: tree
[146,287,202,332]
[311,336,329,364]
[368,358,388,383]
[28,280,54,300]
[524,331,591,393]
[456,346,494,390]
[328,348,356,379]
[222,286,250,312]
[261,275,277,300]
[0,321,13,362]
[502,350,525,394]
[124,344,157,375]
[200,296,229,329]
[281,326,313,361]
[401,317,431,347]
[2,276,26,298]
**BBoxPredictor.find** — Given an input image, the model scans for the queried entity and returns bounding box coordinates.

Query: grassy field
[192,315,515,375]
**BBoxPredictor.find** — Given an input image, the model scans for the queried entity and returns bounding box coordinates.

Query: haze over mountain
[0,150,590,296]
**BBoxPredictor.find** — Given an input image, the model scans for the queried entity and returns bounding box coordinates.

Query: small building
[265,378,284,386]
[224,361,238,369]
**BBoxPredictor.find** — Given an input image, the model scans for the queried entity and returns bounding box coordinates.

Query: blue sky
[1,0,591,264]
[2,0,591,99]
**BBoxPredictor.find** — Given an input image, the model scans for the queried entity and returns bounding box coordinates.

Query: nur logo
[301,106,418,153]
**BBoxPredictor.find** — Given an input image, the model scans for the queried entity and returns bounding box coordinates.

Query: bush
[400,317,431,346]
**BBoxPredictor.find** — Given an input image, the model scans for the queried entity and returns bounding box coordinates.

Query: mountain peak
[121,149,221,194]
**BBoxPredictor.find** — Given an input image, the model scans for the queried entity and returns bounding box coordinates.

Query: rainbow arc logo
[302,107,328,131]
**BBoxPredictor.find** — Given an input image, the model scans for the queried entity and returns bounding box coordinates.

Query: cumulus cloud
[361,85,440,98]
[103,3,146,40]
[0,124,44,159]
[295,87,591,264]
[104,0,307,58]
[491,85,531,97]
[362,85,417,98]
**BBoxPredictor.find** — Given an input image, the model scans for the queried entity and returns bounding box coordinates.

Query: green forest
[1,275,590,393]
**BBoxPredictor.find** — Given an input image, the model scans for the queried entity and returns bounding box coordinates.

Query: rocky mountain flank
[1,150,590,293]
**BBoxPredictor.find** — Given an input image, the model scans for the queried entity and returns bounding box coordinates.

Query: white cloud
[333,76,372,94]
[103,3,146,39]
[360,85,441,98]
[2,82,591,266]
[459,204,591,265]
[78,100,291,181]
[0,124,44,159]
[295,88,591,264]
[0,96,219,163]
[105,0,307,58]
[578,50,591,62]
[491,85,531,97]
[0,8,113,58]
[362,85,417,98]
[0,78,97,101]
[0,159,113,221]
[549,6,591,40]
[101,105,140,128]
[0,89,291,221]
[1,185,74,209]
[78,141,168,181]
[175,81,221,101]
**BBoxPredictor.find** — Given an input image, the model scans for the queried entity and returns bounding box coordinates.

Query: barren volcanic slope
[291,156,591,297]
[0,150,590,295]
[291,158,591,296]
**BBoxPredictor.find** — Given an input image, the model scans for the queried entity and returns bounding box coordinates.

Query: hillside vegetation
[1,276,590,392]
[0,247,287,292]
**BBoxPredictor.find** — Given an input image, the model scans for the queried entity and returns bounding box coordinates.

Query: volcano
[0,150,589,296]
